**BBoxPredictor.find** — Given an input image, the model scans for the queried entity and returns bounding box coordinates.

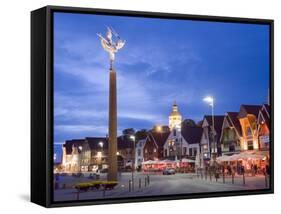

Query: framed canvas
[31,5,274,207]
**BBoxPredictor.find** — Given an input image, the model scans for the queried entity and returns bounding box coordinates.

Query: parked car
[100,168,108,173]
[163,168,176,175]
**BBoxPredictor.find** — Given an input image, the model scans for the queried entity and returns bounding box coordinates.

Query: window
[194,148,197,157]
[173,129,176,136]
[145,149,148,153]
[246,127,252,137]
[189,148,192,156]
[247,140,253,150]
[229,144,235,152]
[153,148,157,153]
[164,149,167,156]
[138,149,141,156]
[183,147,187,155]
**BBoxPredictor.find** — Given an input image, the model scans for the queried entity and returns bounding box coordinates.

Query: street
[54,172,270,201]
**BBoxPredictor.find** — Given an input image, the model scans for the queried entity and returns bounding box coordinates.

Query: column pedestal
[107,69,118,181]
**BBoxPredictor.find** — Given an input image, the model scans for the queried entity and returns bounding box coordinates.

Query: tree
[151,125,170,133]
[197,120,203,127]
[182,119,197,127]
[135,129,148,141]
[122,128,135,136]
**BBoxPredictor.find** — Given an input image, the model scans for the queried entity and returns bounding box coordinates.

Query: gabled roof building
[220,112,242,155]
[237,105,262,151]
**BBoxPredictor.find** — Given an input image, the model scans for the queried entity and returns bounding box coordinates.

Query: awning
[178,158,195,163]
[217,151,268,162]
[142,160,158,165]
[159,159,175,164]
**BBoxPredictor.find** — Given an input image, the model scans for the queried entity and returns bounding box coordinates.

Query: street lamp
[99,141,104,149]
[175,125,182,170]
[130,135,136,191]
[156,125,162,132]
[203,96,216,166]
[99,141,103,169]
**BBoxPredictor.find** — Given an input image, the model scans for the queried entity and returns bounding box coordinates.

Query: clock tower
[169,101,182,130]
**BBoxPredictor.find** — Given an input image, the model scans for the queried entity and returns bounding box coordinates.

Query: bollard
[77,189,80,200]
[205,171,207,180]
[232,173,234,184]
[201,170,203,179]
[147,175,150,185]
[129,179,131,192]
[243,172,245,186]
[265,173,268,187]
[139,178,141,189]
[223,172,225,183]
[103,187,106,197]
[144,177,147,187]
[209,171,212,181]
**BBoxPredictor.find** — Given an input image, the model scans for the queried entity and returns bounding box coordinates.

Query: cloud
[55,124,108,133]
[53,22,204,142]
[54,142,65,145]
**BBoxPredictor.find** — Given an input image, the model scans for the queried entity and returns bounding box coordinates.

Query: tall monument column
[97,27,125,181]
[108,68,118,181]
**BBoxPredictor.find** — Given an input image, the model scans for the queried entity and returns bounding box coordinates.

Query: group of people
[201,162,270,178]
[219,163,270,176]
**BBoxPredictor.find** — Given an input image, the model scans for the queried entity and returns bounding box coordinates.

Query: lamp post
[203,96,216,166]
[175,125,182,170]
[99,141,103,169]
[130,135,136,191]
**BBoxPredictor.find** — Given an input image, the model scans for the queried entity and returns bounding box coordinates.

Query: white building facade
[135,138,146,168]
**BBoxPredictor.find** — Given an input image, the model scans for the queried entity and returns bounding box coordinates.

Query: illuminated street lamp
[130,135,136,191]
[203,96,216,165]
[156,125,162,132]
[99,141,104,148]
[98,142,104,169]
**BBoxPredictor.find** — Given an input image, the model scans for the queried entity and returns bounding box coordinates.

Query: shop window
[248,140,253,150]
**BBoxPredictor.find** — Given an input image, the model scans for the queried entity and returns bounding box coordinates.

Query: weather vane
[97,26,125,70]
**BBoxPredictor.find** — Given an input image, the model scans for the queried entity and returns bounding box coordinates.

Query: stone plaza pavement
[54,172,270,201]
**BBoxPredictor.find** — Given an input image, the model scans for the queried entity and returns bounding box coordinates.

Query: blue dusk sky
[53,12,270,159]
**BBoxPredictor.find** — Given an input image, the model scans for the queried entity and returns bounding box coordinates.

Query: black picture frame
[31,5,274,208]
